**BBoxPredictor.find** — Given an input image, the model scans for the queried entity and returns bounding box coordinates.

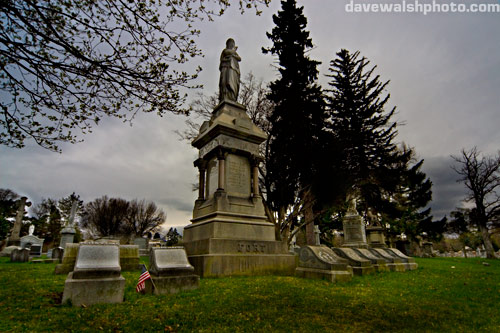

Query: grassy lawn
[0,257,499,332]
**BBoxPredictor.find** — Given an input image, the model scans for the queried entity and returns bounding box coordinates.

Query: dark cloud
[1,1,498,227]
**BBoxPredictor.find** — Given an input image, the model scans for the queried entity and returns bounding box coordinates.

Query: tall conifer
[262,0,326,242]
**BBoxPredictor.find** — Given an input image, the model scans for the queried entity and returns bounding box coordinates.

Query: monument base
[188,253,296,278]
[295,267,353,283]
[62,272,125,306]
[295,246,353,283]
[151,274,200,295]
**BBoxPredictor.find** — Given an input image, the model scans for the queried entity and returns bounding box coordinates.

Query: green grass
[0,257,499,332]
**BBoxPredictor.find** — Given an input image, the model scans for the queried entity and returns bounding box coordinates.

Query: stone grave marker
[352,248,389,272]
[369,248,406,271]
[332,247,374,276]
[149,247,199,295]
[119,245,140,271]
[62,244,125,306]
[52,247,64,262]
[382,248,418,270]
[10,248,30,262]
[295,246,353,283]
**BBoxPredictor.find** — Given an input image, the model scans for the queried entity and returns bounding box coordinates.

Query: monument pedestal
[342,213,368,249]
[183,100,295,277]
[60,226,76,249]
[366,226,387,248]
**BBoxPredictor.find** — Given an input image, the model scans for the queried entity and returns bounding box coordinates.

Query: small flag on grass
[136,263,151,293]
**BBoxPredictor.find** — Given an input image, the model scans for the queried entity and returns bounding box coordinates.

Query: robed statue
[219,38,241,103]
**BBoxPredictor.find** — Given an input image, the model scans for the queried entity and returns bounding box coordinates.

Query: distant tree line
[0,190,168,247]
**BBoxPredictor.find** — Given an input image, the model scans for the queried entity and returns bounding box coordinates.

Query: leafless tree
[452,147,500,258]
[80,196,130,238]
[123,199,166,237]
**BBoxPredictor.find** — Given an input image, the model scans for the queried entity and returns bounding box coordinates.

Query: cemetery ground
[0,257,499,332]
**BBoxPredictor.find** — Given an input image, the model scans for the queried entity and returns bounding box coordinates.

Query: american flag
[136,264,151,293]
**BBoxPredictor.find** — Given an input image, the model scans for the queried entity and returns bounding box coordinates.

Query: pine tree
[325,49,410,211]
[262,0,326,243]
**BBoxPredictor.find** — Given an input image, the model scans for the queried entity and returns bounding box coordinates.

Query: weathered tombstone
[55,243,140,274]
[119,245,140,271]
[182,39,295,277]
[295,246,353,283]
[149,247,199,295]
[381,248,418,270]
[10,248,30,262]
[332,247,375,276]
[342,196,368,249]
[352,248,390,272]
[422,241,435,258]
[52,247,64,262]
[368,248,406,272]
[133,237,149,256]
[62,244,125,306]
[54,243,80,274]
[366,226,387,248]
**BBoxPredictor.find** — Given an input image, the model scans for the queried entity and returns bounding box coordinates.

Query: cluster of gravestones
[57,243,198,307]
[295,245,417,283]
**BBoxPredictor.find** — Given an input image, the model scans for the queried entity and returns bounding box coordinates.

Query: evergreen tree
[325,49,411,215]
[262,0,326,242]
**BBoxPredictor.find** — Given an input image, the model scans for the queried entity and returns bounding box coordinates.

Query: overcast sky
[1,1,499,229]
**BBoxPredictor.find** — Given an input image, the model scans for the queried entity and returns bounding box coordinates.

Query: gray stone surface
[54,243,80,274]
[366,226,387,248]
[342,212,368,249]
[62,272,125,307]
[62,244,125,306]
[119,245,140,271]
[59,227,76,249]
[7,197,28,246]
[295,246,352,283]
[149,247,199,295]
[52,247,64,262]
[332,247,374,276]
[134,237,148,256]
[184,99,295,277]
[382,248,418,270]
[20,234,44,252]
[369,248,406,272]
[352,248,390,272]
[422,241,435,258]
[10,248,30,262]
[72,244,121,279]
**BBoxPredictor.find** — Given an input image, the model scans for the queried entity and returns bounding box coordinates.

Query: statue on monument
[219,38,241,103]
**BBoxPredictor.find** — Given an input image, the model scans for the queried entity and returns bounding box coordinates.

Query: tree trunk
[304,203,315,245]
[463,245,468,259]
[479,222,496,259]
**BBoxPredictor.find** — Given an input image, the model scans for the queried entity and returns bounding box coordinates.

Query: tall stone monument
[60,200,77,249]
[183,38,295,277]
[7,197,29,247]
[341,195,368,248]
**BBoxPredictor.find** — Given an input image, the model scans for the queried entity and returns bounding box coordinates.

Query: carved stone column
[217,150,226,191]
[250,156,260,197]
[197,160,207,200]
